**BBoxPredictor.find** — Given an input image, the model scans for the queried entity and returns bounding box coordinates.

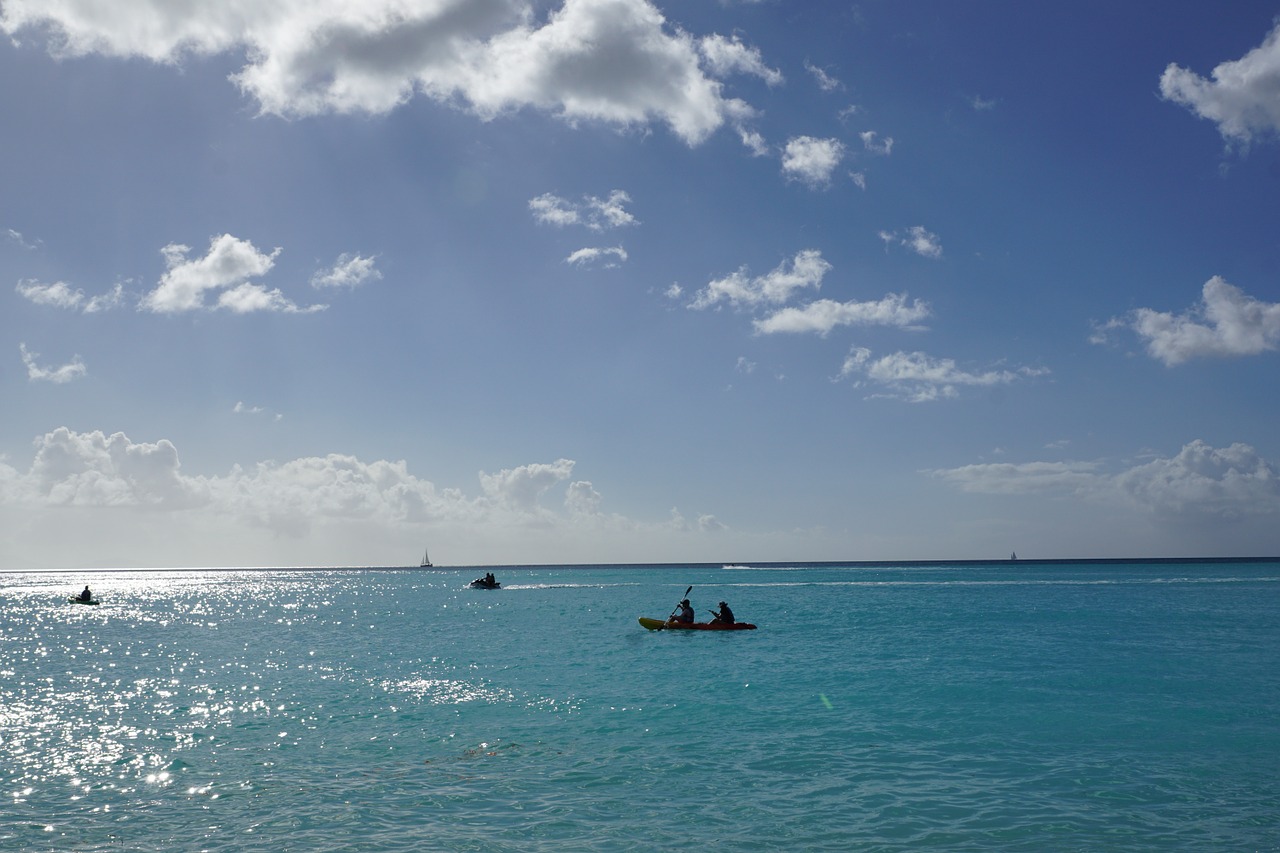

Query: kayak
[638,617,756,631]
[68,597,100,606]
[468,579,500,589]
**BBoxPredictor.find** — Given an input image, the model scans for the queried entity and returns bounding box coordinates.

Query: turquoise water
[2,561,1278,851]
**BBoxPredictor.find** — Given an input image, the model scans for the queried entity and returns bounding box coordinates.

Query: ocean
[2,560,1278,852]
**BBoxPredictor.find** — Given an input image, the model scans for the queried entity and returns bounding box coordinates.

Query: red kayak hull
[638,617,756,631]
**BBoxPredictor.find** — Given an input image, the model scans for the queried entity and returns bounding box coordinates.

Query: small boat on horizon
[420,548,432,568]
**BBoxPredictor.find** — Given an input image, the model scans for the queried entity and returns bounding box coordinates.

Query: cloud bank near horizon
[0,428,723,550]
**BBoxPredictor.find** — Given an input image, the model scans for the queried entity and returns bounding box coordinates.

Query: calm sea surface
[2,561,1278,852]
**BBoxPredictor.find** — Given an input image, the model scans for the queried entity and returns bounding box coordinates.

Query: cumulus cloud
[19,344,87,384]
[839,347,1047,402]
[879,226,943,259]
[140,234,322,314]
[699,33,782,86]
[1114,440,1280,521]
[17,427,202,507]
[16,280,125,312]
[0,429,557,529]
[565,479,603,515]
[781,136,845,187]
[479,458,576,512]
[690,249,831,310]
[530,190,638,230]
[1101,276,1280,366]
[311,253,382,289]
[565,246,627,268]
[0,429,737,565]
[0,0,755,146]
[1160,21,1280,147]
[754,294,930,336]
[930,440,1280,523]
[737,127,770,157]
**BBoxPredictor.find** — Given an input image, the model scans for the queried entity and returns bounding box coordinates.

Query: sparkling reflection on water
[3,564,1280,851]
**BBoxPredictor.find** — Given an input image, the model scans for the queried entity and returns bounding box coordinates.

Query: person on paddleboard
[711,601,735,625]
[674,599,695,624]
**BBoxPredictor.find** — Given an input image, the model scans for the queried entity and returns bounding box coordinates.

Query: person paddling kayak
[673,598,695,624]
[78,585,93,602]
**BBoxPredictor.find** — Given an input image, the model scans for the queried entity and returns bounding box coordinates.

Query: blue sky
[3,0,1279,569]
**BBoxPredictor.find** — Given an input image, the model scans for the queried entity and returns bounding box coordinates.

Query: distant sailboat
[421,548,433,568]
[1010,551,1018,561]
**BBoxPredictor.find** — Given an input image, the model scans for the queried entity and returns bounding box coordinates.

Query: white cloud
[530,190,637,230]
[878,226,943,259]
[479,458,576,512]
[565,479,602,515]
[1,0,749,145]
[565,246,627,267]
[930,460,1102,495]
[217,282,322,314]
[699,33,782,86]
[754,294,930,336]
[1115,440,1280,521]
[860,130,893,155]
[737,127,770,157]
[690,249,831,310]
[0,428,735,565]
[839,347,1047,402]
[931,440,1280,523]
[140,234,321,314]
[805,61,842,92]
[697,514,725,532]
[0,429,568,527]
[16,280,125,312]
[311,253,382,289]
[6,228,40,249]
[16,280,84,310]
[529,193,581,227]
[1103,276,1280,366]
[781,136,845,187]
[837,105,861,122]
[13,427,201,508]
[1160,21,1280,147]
[19,343,87,384]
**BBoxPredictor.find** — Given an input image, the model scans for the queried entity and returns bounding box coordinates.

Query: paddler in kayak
[78,585,93,602]
[710,601,735,625]
[673,598,695,624]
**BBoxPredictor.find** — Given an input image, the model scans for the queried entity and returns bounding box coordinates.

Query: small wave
[722,564,814,571]
[485,582,644,590]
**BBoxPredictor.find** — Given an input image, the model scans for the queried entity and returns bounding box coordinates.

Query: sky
[2,0,1280,570]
